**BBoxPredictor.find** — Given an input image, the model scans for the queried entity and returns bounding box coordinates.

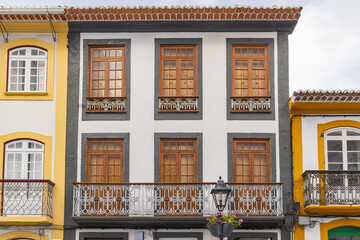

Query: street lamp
[211,176,231,212]
[208,176,233,240]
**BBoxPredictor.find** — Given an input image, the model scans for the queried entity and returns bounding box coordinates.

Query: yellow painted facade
[290,99,360,240]
[0,22,68,240]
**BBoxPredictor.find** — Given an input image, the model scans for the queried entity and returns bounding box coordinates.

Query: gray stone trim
[154,38,203,120]
[277,32,292,231]
[226,38,275,120]
[227,133,276,182]
[81,133,130,182]
[154,232,203,240]
[79,232,129,240]
[154,133,203,182]
[82,39,131,121]
[68,21,299,33]
[64,32,81,240]
[230,232,278,240]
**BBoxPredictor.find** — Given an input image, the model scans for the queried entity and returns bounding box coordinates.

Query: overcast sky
[1,0,359,93]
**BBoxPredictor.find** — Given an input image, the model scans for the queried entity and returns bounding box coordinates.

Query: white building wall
[77,32,279,183]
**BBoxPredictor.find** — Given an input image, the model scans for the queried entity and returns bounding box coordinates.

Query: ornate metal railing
[72,182,282,217]
[87,97,126,112]
[303,170,360,207]
[0,180,54,217]
[159,97,198,111]
[231,97,271,112]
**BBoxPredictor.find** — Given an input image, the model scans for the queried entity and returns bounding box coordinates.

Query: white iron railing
[73,183,282,217]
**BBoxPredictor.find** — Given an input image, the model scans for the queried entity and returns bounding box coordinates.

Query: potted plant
[206,212,243,238]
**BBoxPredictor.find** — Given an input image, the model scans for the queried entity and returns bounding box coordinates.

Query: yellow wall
[320,218,360,240]
[0,22,68,240]
[0,231,49,240]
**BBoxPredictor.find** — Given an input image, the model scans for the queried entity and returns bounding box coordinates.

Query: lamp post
[208,176,233,240]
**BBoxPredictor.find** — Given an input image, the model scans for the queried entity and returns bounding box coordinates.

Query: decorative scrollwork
[73,183,283,217]
[159,97,198,111]
[303,170,360,206]
[0,180,54,217]
[231,97,271,112]
[87,98,126,112]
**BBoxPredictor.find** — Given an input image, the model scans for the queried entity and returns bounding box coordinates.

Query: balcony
[86,97,126,112]
[231,97,271,112]
[72,182,283,228]
[158,96,198,112]
[303,170,360,215]
[0,180,54,225]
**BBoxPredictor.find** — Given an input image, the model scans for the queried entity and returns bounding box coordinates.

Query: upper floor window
[87,46,126,112]
[160,45,197,97]
[325,127,360,171]
[158,45,199,112]
[231,45,270,112]
[8,47,47,92]
[159,139,197,183]
[4,140,44,179]
[86,139,124,183]
[232,139,270,183]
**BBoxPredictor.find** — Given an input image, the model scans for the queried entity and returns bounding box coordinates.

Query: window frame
[324,127,360,171]
[88,45,126,98]
[232,138,271,183]
[7,46,48,93]
[86,138,125,183]
[159,45,198,97]
[231,44,269,97]
[159,138,198,183]
[4,139,44,180]
[154,38,203,120]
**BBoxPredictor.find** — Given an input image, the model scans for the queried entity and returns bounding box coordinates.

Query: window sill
[4,92,48,96]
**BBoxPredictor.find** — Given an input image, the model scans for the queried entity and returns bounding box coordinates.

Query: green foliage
[206,212,243,228]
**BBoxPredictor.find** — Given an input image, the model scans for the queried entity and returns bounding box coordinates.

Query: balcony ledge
[72,216,284,229]
[0,216,53,225]
[304,206,360,215]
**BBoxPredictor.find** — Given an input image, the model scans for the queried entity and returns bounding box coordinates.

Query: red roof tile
[292,90,360,102]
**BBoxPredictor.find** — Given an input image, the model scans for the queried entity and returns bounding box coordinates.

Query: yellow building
[0,7,68,240]
[291,90,360,240]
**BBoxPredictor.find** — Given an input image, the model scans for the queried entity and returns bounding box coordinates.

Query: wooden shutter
[86,139,124,183]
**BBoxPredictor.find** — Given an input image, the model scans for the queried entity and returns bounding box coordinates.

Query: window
[86,139,124,183]
[233,139,270,183]
[87,46,126,112]
[160,45,197,97]
[232,45,268,97]
[8,47,47,92]
[325,128,360,171]
[230,44,270,112]
[4,140,44,179]
[159,139,197,183]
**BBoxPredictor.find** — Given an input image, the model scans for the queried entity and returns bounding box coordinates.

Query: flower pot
[207,224,235,238]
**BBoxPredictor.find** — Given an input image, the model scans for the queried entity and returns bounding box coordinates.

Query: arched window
[8,47,47,92]
[325,127,360,171]
[5,140,44,179]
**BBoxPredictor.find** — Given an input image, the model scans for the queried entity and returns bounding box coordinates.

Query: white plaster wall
[301,116,360,171]
[78,32,279,183]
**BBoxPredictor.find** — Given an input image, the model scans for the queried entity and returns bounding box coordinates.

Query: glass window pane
[327,131,342,136]
[348,152,360,163]
[328,164,343,170]
[347,131,360,136]
[328,152,343,163]
[327,140,342,151]
[347,140,360,151]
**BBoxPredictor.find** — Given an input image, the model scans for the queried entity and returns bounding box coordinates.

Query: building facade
[0,7,68,240]
[64,6,302,240]
[291,90,360,240]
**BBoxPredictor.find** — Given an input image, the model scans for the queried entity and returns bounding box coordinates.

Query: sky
[1,0,359,93]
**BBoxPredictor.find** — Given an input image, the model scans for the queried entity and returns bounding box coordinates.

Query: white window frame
[8,47,47,92]
[4,140,44,179]
[325,127,360,171]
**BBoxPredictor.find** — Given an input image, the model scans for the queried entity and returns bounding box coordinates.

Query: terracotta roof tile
[0,6,302,22]
[292,90,360,102]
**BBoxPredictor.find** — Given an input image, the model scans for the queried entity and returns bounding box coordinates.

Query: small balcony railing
[159,96,198,112]
[0,180,54,217]
[72,182,282,217]
[87,97,126,112]
[303,170,360,207]
[231,96,271,112]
